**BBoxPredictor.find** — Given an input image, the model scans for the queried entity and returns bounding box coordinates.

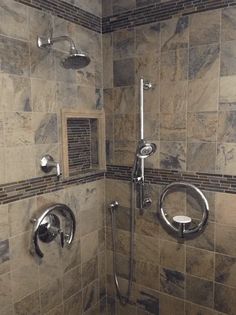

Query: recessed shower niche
[61,110,106,177]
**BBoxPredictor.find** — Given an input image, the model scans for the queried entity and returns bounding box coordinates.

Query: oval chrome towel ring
[30,203,76,258]
[159,182,209,238]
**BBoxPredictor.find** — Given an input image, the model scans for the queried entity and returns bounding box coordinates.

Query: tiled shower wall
[0,0,106,314]
[103,2,236,315]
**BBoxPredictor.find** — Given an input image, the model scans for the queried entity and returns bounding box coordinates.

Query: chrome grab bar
[159,182,209,238]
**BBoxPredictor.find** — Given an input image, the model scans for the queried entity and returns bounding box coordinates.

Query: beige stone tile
[160,112,186,141]
[8,197,36,237]
[161,16,189,51]
[0,147,6,184]
[160,240,185,272]
[160,141,186,171]
[11,264,39,302]
[31,78,56,112]
[222,6,236,42]
[189,44,220,81]
[56,81,77,109]
[0,205,9,241]
[216,224,236,256]
[64,291,82,315]
[61,239,81,273]
[105,179,131,209]
[221,40,236,76]
[189,10,220,46]
[102,33,113,89]
[112,0,135,14]
[186,190,215,222]
[9,232,34,270]
[114,86,135,114]
[135,259,159,291]
[136,22,160,56]
[82,256,98,288]
[4,112,33,146]
[77,86,96,110]
[81,231,98,263]
[135,208,160,238]
[102,0,112,16]
[135,54,160,84]
[82,280,99,312]
[136,82,160,115]
[106,228,130,256]
[215,283,236,315]
[215,253,236,288]
[63,266,82,300]
[136,234,159,264]
[14,291,40,315]
[215,192,236,226]
[159,293,184,315]
[0,0,28,40]
[161,48,188,82]
[220,75,236,110]
[186,247,214,280]
[30,41,55,80]
[40,278,63,313]
[33,113,58,144]
[5,146,36,182]
[186,221,215,251]
[185,301,219,315]
[113,140,137,166]
[218,111,236,142]
[0,74,31,112]
[43,305,64,315]
[187,142,216,172]
[187,112,218,142]
[188,77,219,112]
[39,249,62,287]
[0,272,12,312]
[29,7,53,43]
[160,81,187,113]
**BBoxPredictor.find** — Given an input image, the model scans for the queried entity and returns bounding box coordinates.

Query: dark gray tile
[160,267,185,298]
[113,59,135,87]
[186,275,213,308]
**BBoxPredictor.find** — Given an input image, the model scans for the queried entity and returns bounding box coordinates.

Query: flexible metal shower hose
[110,181,136,305]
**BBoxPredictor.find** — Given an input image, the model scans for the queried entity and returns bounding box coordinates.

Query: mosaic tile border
[15,0,101,32]
[102,0,236,33]
[107,165,236,194]
[0,171,104,205]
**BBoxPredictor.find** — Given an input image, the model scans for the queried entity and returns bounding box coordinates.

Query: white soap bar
[173,215,192,224]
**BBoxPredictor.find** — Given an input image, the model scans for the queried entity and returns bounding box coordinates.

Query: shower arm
[37,35,78,52]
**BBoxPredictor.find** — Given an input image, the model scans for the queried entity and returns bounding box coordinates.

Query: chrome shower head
[137,140,157,158]
[37,35,90,70]
[61,50,90,70]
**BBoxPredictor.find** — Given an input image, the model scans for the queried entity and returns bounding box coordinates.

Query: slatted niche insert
[62,110,106,178]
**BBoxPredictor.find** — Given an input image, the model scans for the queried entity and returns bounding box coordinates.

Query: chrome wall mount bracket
[30,204,76,259]
[159,182,209,238]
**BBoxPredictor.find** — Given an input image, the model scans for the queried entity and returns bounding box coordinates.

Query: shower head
[61,50,90,70]
[137,140,157,158]
[37,35,90,70]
